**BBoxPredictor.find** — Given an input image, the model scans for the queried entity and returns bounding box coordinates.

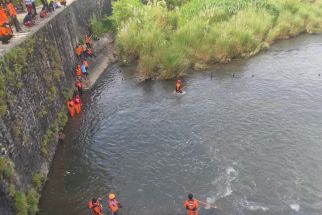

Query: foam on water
[241,199,269,212]
[290,204,300,212]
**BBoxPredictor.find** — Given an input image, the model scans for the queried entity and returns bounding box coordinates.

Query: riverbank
[87,33,117,89]
[108,0,322,79]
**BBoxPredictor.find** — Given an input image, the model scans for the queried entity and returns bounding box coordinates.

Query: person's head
[92,198,97,204]
[109,193,115,200]
[177,80,181,84]
[6,0,11,4]
[188,193,193,200]
[41,7,46,11]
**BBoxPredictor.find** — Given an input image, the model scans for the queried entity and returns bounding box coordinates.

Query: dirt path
[85,33,117,89]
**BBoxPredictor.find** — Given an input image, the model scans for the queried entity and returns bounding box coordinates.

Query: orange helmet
[109,193,115,200]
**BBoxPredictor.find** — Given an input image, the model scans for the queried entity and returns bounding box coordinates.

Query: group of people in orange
[75,35,96,59]
[88,193,121,215]
[87,193,218,215]
[0,0,67,44]
[0,1,16,43]
[67,34,96,118]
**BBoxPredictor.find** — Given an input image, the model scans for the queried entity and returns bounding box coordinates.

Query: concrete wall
[0,0,111,214]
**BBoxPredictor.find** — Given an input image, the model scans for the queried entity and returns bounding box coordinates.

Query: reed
[107,0,322,79]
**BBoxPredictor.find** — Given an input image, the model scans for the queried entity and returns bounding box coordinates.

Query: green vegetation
[0,38,34,114]
[41,108,68,156]
[90,15,114,36]
[0,157,14,181]
[14,189,40,215]
[32,172,47,191]
[26,189,40,214]
[14,192,28,215]
[106,0,322,79]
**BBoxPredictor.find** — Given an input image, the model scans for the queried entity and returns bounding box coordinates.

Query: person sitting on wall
[49,0,60,9]
[59,0,66,6]
[23,12,34,27]
[24,0,33,16]
[0,3,13,44]
[39,7,47,18]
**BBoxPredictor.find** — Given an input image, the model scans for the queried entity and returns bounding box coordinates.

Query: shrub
[103,0,322,79]
[0,157,14,181]
[32,172,47,191]
[14,192,28,215]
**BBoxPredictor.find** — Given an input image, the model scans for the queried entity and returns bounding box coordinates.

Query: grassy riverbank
[104,0,322,79]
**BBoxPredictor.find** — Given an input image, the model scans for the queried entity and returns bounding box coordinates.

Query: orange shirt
[0,7,8,25]
[6,3,16,17]
[75,46,83,56]
[75,66,81,76]
[108,199,119,213]
[184,199,198,215]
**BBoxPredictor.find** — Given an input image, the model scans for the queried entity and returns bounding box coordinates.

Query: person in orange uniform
[75,44,83,59]
[184,193,199,215]
[108,193,121,215]
[73,94,81,114]
[176,79,183,93]
[67,98,75,117]
[84,34,91,48]
[6,0,22,32]
[75,64,82,77]
[87,198,103,215]
[0,3,13,44]
[75,78,83,96]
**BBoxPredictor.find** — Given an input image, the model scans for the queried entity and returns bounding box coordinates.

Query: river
[39,35,322,215]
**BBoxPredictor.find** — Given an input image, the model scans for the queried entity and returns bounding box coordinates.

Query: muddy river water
[39,35,322,215]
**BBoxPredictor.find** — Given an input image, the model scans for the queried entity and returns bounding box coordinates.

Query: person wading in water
[184,193,199,215]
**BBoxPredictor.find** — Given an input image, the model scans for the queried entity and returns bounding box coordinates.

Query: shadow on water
[39,35,322,215]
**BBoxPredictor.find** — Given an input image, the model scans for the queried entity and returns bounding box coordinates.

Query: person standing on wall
[31,0,37,15]
[24,0,33,15]
[6,0,22,32]
[41,0,49,11]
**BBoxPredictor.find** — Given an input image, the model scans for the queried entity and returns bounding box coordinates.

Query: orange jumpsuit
[6,3,16,17]
[75,65,82,76]
[88,200,103,215]
[75,45,83,56]
[0,6,12,42]
[176,83,182,93]
[108,199,119,214]
[67,100,75,117]
[184,199,199,215]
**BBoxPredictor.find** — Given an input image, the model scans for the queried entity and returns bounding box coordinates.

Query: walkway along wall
[0,0,111,214]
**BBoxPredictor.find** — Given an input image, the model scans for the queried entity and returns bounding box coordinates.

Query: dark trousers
[11,16,21,32]
[41,0,49,10]
[32,2,37,15]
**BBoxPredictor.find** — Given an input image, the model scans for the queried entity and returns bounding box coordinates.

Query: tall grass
[108,0,322,79]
